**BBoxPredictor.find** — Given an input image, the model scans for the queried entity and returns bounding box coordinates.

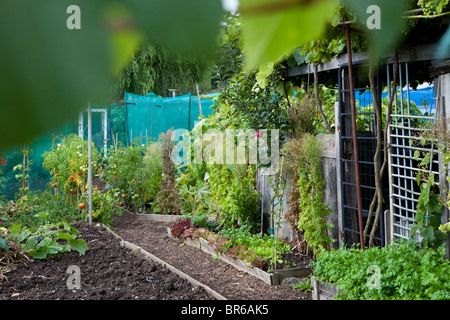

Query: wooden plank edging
[135,213,182,223]
[100,224,227,300]
[311,276,338,300]
[167,228,273,285]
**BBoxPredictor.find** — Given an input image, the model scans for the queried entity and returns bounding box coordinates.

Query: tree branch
[313,63,333,134]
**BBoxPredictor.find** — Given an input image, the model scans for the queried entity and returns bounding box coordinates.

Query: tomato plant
[102,140,163,213]
[42,134,100,205]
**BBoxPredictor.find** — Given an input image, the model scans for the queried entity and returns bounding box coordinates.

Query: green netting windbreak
[0,121,75,200]
[124,91,218,144]
[0,92,217,200]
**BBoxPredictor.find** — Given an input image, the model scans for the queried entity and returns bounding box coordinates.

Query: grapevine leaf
[414,150,421,161]
[29,245,49,259]
[23,237,38,251]
[419,226,434,242]
[0,0,111,152]
[121,0,223,58]
[240,0,337,71]
[58,232,75,241]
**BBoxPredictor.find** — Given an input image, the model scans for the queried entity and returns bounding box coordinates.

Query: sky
[222,0,239,12]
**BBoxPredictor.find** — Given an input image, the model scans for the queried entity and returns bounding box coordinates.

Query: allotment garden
[1,0,450,301]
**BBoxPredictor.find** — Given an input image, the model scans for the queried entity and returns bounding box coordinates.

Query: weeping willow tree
[112,40,212,98]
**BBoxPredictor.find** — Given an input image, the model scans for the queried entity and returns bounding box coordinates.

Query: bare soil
[0,222,211,300]
[0,211,311,300]
[111,212,312,300]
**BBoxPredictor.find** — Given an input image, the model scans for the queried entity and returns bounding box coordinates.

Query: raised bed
[270,266,313,285]
[167,228,313,286]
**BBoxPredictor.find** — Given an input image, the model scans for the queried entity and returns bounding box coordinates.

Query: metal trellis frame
[387,62,438,241]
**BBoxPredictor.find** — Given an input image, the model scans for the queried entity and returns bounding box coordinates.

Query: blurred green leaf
[240,0,337,71]
[342,0,407,61]
[69,238,89,255]
[121,0,223,58]
[103,2,144,76]
[0,0,111,152]
[0,0,223,152]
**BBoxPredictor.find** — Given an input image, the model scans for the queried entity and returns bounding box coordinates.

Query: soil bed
[0,211,312,300]
[0,222,211,300]
[111,212,312,300]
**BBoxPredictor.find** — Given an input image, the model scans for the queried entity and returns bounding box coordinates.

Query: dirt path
[0,211,311,301]
[111,212,311,300]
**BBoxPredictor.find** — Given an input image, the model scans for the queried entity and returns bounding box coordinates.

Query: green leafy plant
[0,190,82,230]
[79,190,119,226]
[218,224,291,269]
[42,134,100,205]
[312,240,450,300]
[283,133,334,256]
[293,277,313,292]
[103,140,163,212]
[13,144,32,197]
[411,149,447,248]
[8,214,88,259]
[410,118,450,248]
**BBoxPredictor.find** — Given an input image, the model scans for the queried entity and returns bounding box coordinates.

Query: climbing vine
[410,118,450,248]
[417,0,449,16]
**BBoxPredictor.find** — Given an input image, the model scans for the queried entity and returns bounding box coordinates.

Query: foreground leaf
[240,0,337,71]
[0,1,111,152]
[122,0,223,58]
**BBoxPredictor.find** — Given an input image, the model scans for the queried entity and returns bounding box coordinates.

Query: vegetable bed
[0,222,211,300]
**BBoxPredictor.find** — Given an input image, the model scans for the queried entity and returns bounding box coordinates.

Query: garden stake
[88,103,93,225]
[196,84,203,118]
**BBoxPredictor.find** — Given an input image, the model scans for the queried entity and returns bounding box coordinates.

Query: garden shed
[261,42,450,255]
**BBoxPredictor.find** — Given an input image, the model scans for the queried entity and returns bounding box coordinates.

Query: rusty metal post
[345,25,365,249]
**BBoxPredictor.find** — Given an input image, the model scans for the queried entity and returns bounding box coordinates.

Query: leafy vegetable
[8,221,88,259]
[313,241,450,300]
[169,218,192,239]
